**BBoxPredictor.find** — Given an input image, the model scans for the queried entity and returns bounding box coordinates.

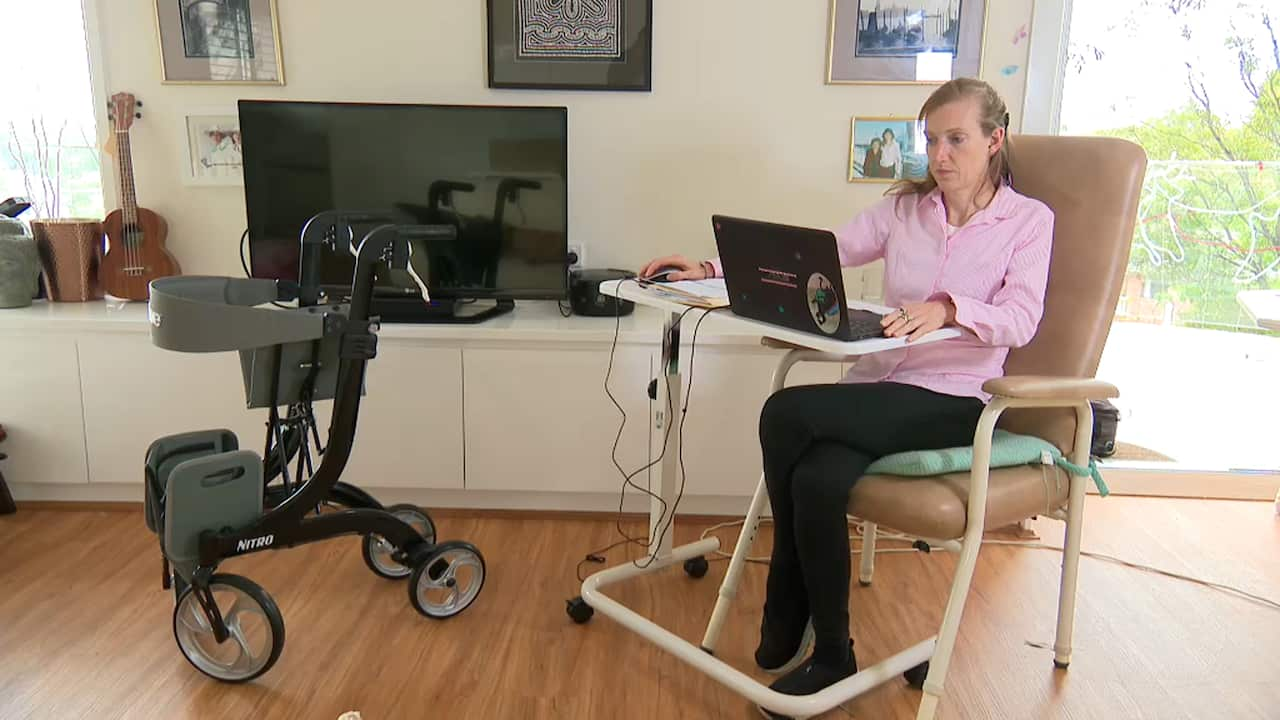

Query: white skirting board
[6,482,762,516]
[9,472,1278,512]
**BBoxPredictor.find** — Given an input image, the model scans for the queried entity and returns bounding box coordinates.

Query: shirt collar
[925,181,1018,225]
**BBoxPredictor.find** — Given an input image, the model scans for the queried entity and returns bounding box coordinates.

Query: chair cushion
[865,430,1058,477]
[849,464,1071,540]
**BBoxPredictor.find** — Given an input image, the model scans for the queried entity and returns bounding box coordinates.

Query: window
[0,0,104,220]
[1048,0,1280,473]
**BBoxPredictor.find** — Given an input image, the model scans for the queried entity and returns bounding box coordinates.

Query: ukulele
[99,92,180,301]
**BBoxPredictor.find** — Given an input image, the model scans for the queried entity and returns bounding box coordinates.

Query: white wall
[89,0,1033,284]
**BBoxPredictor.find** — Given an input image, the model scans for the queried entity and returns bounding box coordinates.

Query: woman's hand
[638,254,707,281]
[881,299,956,342]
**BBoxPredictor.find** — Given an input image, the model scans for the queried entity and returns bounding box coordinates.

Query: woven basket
[31,218,105,302]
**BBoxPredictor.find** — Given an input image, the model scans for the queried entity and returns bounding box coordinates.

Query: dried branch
[6,122,36,212]
[77,125,100,170]
[34,118,54,217]
[1264,13,1279,71]
[1239,48,1260,101]
[54,122,65,218]
[1186,66,1238,160]
[6,116,72,218]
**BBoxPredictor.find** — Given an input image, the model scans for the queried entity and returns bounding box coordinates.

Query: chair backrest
[998,134,1148,452]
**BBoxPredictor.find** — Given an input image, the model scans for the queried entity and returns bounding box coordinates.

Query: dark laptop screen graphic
[711,215,885,342]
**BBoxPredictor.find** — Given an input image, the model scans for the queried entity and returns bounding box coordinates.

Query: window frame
[1021,0,1073,135]
[82,0,117,212]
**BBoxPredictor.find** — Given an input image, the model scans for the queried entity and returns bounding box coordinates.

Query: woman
[861,137,883,179]
[878,127,903,178]
[640,78,1053,713]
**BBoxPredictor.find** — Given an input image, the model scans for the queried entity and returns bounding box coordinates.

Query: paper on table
[636,278,730,308]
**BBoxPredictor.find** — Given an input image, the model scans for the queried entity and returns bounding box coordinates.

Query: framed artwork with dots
[486,0,653,91]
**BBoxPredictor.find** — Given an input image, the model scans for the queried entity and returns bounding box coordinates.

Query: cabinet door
[0,333,87,485]
[670,346,843,497]
[79,334,266,485]
[335,343,463,489]
[463,345,653,493]
[78,335,464,490]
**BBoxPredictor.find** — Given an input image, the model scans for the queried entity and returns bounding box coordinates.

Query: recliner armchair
[700,134,1148,719]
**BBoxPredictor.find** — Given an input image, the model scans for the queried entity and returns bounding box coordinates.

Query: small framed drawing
[486,0,653,91]
[183,114,243,186]
[154,0,284,84]
[827,0,986,85]
[849,117,929,183]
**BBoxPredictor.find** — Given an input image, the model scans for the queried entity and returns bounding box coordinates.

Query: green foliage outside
[1092,11,1279,330]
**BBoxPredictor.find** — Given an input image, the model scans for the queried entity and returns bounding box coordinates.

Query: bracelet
[701,260,715,279]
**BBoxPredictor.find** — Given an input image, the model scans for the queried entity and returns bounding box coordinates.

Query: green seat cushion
[865,430,1109,495]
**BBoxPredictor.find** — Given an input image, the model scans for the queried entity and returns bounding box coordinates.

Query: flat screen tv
[239,100,568,318]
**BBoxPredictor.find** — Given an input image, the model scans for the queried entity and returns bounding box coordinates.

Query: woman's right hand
[639,254,706,281]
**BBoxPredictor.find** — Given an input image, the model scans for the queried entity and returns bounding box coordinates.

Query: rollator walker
[141,213,486,682]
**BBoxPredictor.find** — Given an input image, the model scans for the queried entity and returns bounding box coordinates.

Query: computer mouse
[644,266,683,283]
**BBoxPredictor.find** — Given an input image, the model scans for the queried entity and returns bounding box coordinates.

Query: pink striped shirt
[709,183,1054,402]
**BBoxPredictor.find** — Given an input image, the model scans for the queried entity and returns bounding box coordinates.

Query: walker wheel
[172,573,285,683]
[683,555,710,578]
[408,540,485,619]
[566,596,594,624]
[362,504,436,580]
[905,661,929,689]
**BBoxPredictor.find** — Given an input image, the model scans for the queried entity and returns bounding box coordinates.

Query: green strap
[1053,456,1110,497]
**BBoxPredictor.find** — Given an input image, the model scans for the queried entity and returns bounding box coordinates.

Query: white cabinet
[0,333,88,485]
[671,346,844,497]
[463,344,654,493]
[337,342,464,490]
[77,334,465,490]
[1,301,863,506]
[462,340,843,498]
[79,333,266,485]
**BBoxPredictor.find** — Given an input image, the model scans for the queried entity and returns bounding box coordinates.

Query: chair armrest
[983,375,1119,400]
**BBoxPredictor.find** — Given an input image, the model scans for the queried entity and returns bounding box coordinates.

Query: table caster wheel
[905,661,929,689]
[683,555,709,579]
[566,596,594,624]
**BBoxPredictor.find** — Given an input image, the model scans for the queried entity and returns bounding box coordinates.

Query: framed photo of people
[154,0,285,84]
[848,116,928,183]
[827,0,986,84]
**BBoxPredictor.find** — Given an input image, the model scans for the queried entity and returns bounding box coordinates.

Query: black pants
[759,381,985,663]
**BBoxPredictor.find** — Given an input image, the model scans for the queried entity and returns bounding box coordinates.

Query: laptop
[710,214,887,341]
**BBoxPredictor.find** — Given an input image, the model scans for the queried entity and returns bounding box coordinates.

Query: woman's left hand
[882,300,956,342]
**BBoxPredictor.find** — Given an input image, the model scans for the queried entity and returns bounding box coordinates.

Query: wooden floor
[1,496,1278,720]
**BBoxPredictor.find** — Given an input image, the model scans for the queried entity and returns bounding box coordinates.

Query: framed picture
[848,117,929,183]
[486,0,652,91]
[154,0,284,84]
[182,113,243,185]
[827,0,986,85]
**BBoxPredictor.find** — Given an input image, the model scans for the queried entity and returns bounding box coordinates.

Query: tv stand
[372,296,515,324]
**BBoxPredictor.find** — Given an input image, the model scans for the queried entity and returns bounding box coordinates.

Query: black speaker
[569,268,635,317]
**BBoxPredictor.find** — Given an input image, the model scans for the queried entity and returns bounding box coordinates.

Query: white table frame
[575,279,961,718]
[1237,289,1280,332]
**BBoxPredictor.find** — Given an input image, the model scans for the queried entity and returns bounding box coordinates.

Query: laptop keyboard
[847,309,887,340]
